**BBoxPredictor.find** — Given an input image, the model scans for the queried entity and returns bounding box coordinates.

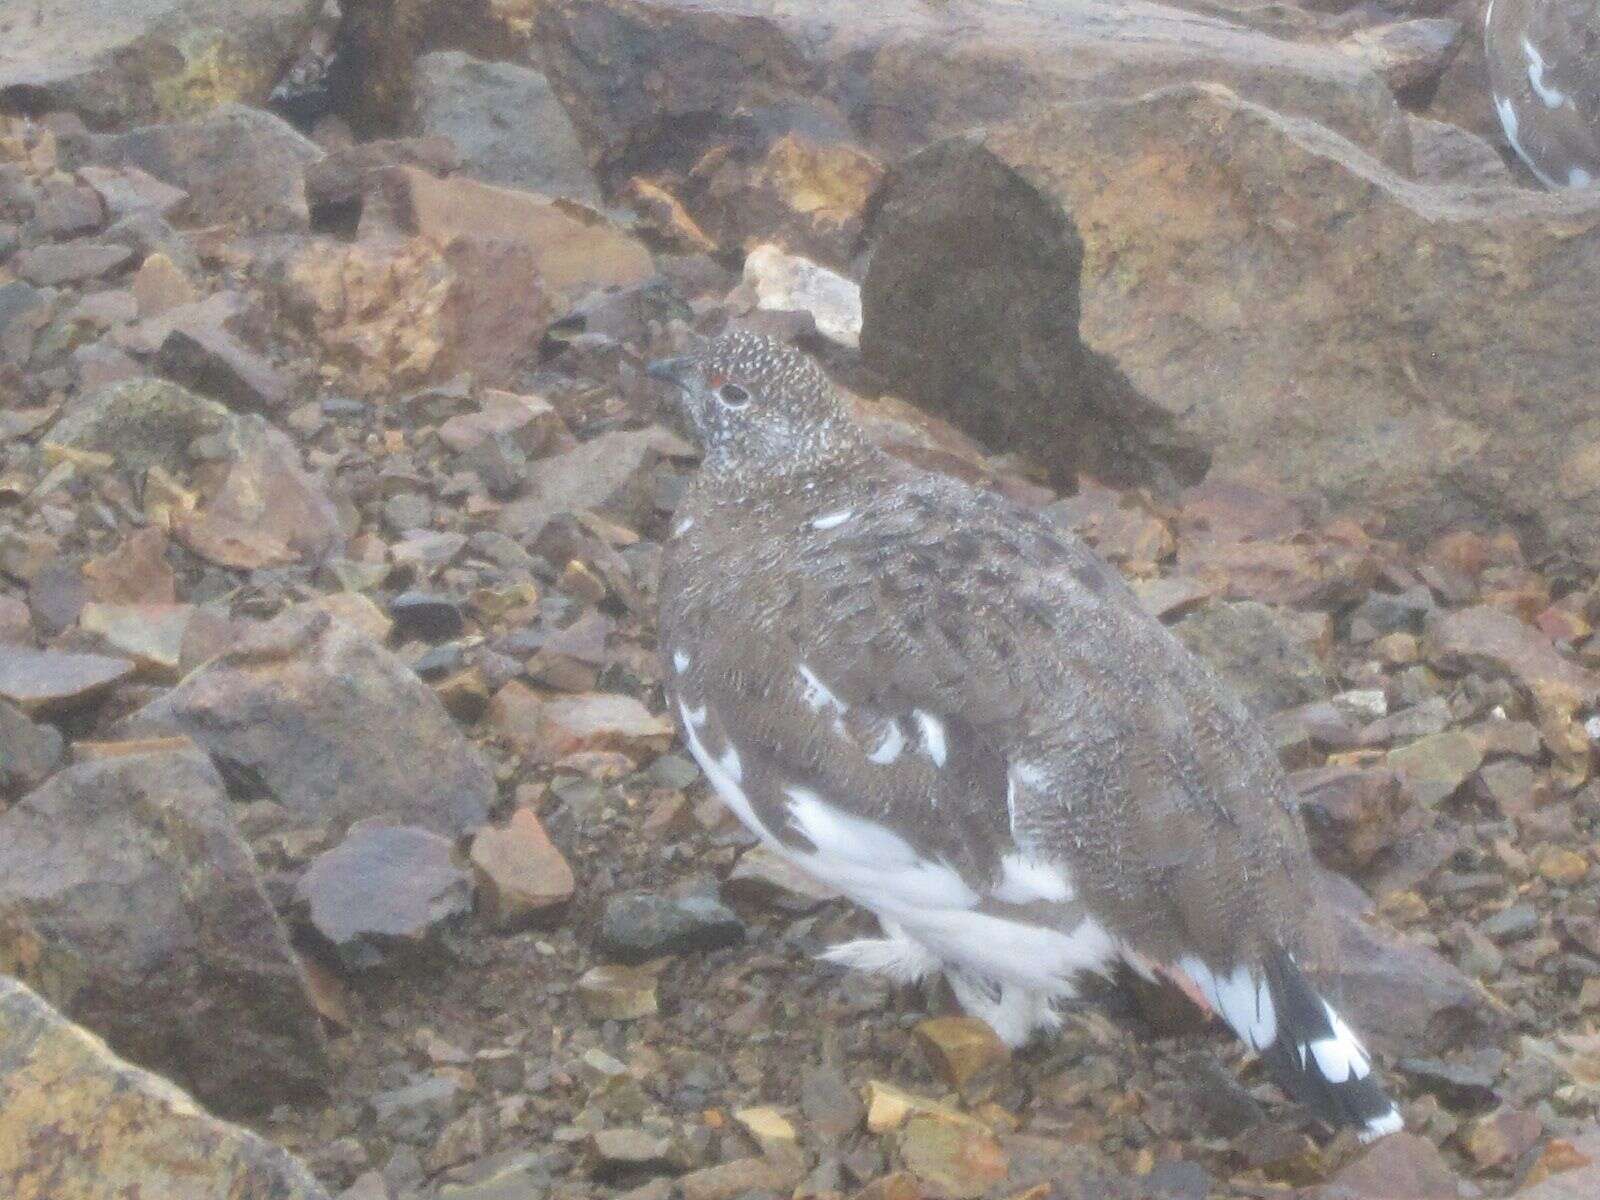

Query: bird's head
[647,331,867,474]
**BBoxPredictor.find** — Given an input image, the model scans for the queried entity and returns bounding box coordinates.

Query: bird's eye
[718,383,751,409]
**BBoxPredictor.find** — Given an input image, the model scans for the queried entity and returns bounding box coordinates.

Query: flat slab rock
[117,607,493,837]
[295,823,472,972]
[0,976,330,1200]
[0,645,133,714]
[0,749,328,1114]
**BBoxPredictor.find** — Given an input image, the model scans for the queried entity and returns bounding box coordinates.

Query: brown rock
[863,84,1600,557]
[273,233,552,393]
[725,845,841,911]
[79,602,192,680]
[1314,869,1503,1058]
[0,646,133,715]
[530,692,674,762]
[678,1155,806,1200]
[1338,19,1464,100]
[576,963,660,1021]
[78,164,188,221]
[1426,606,1600,705]
[913,1016,1011,1093]
[0,0,321,128]
[131,252,197,319]
[437,390,565,455]
[469,807,575,930]
[1315,1131,1458,1199]
[82,528,176,604]
[0,750,328,1113]
[1462,1106,1542,1172]
[537,0,1403,193]
[380,165,655,301]
[76,104,323,232]
[117,608,493,837]
[897,1114,1009,1199]
[0,977,330,1200]
[1292,764,1404,874]
[496,426,689,542]
[171,508,296,570]
[1505,1130,1600,1198]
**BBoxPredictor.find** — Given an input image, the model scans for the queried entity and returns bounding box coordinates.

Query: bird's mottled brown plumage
[652,331,1398,1137]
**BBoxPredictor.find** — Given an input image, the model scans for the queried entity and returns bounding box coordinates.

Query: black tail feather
[1258,949,1400,1140]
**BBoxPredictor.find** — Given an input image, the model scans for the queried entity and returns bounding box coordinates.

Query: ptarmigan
[651,331,1401,1141]
[1486,0,1600,188]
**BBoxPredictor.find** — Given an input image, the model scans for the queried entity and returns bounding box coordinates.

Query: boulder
[378,165,654,302]
[0,750,328,1113]
[0,976,330,1200]
[861,84,1600,557]
[413,50,602,205]
[51,380,342,564]
[117,607,493,837]
[0,1,322,129]
[535,0,1406,194]
[294,823,472,972]
[271,232,553,393]
[67,104,324,231]
[1313,869,1504,1059]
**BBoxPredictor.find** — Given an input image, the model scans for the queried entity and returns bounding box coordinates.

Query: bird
[650,330,1402,1141]
[1485,0,1600,189]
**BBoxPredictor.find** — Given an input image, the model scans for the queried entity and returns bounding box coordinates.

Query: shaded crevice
[860,136,1206,497]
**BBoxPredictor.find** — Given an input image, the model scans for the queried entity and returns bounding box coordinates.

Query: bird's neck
[698,432,882,508]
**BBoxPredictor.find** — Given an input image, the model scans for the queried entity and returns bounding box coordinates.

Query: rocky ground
[4,1,1600,1198]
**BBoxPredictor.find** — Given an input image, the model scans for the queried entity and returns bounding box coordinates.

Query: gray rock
[0,698,64,797]
[1174,601,1330,718]
[71,103,323,232]
[496,426,688,542]
[598,888,745,963]
[0,750,328,1114]
[0,976,330,1200]
[0,1,322,130]
[13,239,131,286]
[117,607,493,837]
[295,823,472,972]
[0,645,134,715]
[414,51,602,205]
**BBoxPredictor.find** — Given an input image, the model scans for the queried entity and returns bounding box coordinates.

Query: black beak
[646,356,692,389]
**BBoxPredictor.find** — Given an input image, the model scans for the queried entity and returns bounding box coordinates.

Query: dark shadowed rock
[295,822,472,972]
[117,608,493,837]
[156,322,292,411]
[0,750,328,1113]
[597,888,745,963]
[0,977,331,1200]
